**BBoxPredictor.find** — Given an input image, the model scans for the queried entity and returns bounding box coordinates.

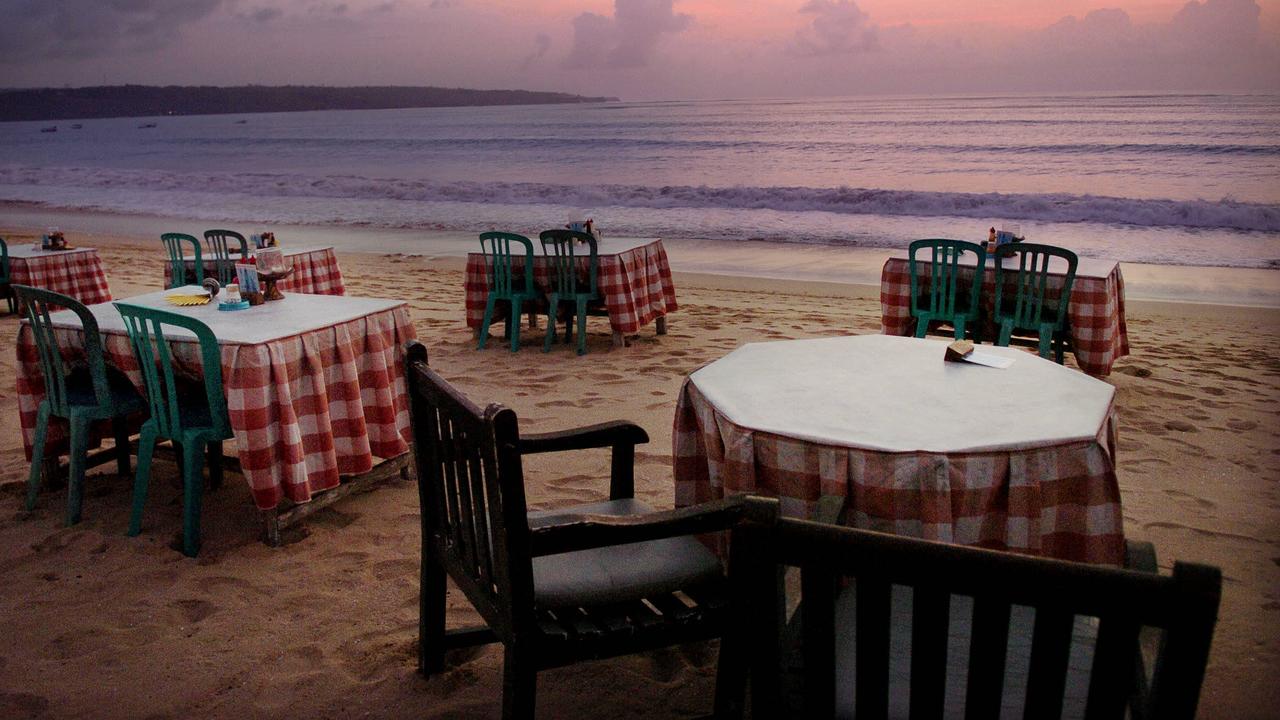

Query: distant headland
[0,85,619,122]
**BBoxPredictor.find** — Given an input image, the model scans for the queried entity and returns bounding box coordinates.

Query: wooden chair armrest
[518,420,649,454]
[528,497,745,557]
[519,420,649,501]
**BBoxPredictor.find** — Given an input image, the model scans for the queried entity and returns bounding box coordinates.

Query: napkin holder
[944,340,974,362]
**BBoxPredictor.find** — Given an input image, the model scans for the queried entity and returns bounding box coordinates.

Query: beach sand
[0,229,1277,718]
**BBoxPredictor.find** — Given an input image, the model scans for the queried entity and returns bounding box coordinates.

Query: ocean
[1,93,1277,269]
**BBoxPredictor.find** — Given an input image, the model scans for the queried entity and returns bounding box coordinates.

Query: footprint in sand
[1163,420,1198,433]
[171,598,217,624]
[0,692,49,720]
[1163,489,1217,510]
[1226,419,1259,431]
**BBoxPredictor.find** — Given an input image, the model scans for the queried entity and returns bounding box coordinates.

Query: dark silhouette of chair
[16,285,145,525]
[405,341,744,719]
[0,236,15,314]
[202,229,250,287]
[115,302,233,557]
[161,233,203,289]
[716,497,1221,720]
[908,238,987,342]
[994,242,1078,364]
[539,229,608,355]
[477,231,540,352]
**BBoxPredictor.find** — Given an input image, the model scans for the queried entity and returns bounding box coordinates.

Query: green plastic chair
[16,285,145,525]
[478,231,538,352]
[202,229,249,287]
[0,236,14,314]
[161,233,202,289]
[908,238,987,342]
[115,302,233,557]
[993,243,1079,363]
[539,229,606,356]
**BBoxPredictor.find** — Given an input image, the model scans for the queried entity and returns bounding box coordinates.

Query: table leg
[612,331,626,348]
[656,315,667,335]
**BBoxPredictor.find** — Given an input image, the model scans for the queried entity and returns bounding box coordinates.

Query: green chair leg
[181,439,206,557]
[478,296,497,350]
[914,316,930,338]
[953,316,967,341]
[1038,326,1053,359]
[25,403,51,511]
[66,415,90,526]
[543,294,559,352]
[207,441,223,490]
[575,298,588,356]
[509,298,524,352]
[129,424,158,537]
[113,417,132,477]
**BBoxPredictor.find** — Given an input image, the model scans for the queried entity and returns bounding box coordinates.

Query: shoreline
[4,203,1278,309]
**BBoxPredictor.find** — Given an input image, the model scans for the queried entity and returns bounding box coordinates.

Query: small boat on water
[71,124,83,129]
[138,122,157,129]
[234,120,248,124]
[40,126,57,133]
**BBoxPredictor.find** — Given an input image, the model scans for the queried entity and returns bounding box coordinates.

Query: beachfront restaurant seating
[477,231,540,352]
[404,341,745,719]
[115,302,233,558]
[16,285,145,525]
[161,232,203,289]
[202,229,250,287]
[908,238,986,342]
[714,496,1222,720]
[0,236,14,314]
[539,229,608,355]
[993,242,1079,364]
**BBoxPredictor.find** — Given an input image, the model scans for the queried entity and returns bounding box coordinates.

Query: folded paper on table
[962,351,1015,369]
[236,263,260,293]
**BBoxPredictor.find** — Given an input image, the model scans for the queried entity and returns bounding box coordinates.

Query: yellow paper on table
[164,285,211,306]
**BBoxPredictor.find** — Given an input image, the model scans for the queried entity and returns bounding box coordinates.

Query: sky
[1,0,1277,99]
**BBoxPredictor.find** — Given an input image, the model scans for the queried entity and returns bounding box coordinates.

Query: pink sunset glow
[1,0,1277,98]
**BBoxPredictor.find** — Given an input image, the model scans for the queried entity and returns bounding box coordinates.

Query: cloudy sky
[1,0,1277,98]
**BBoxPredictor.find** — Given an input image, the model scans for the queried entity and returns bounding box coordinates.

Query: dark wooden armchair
[404,341,745,719]
[715,496,1222,720]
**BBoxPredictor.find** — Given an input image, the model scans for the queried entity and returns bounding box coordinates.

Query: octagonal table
[673,334,1124,564]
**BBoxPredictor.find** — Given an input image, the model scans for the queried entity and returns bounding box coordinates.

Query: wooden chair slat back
[405,341,533,633]
[731,499,1221,720]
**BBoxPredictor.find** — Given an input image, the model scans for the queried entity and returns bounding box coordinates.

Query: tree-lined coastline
[0,85,617,122]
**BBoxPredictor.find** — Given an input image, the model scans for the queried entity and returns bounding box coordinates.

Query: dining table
[8,244,112,306]
[164,245,346,295]
[878,251,1129,376]
[673,334,1125,565]
[16,289,415,539]
[464,236,677,347]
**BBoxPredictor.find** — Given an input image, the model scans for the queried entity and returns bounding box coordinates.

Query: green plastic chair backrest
[161,233,202,289]
[14,284,112,415]
[0,236,10,282]
[202,230,249,286]
[908,238,986,319]
[538,229,598,297]
[479,232,535,297]
[113,302,231,440]
[994,243,1078,332]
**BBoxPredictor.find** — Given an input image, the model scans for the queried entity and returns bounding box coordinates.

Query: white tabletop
[46,289,405,346]
[8,245,96,259]
[179,245,332,262]
[888,249,1118,281]
[689,335,1115,454]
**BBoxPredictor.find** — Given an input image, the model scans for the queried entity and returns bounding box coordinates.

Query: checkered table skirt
[163,246,346,295]
[879,257,1129,376]
[465,239,677,335]
[673,379,1125,565]
[10,249,112,306]
[16,305,414,510]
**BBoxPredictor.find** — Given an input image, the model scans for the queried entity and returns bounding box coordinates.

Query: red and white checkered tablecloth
[673,379,1125,566]
[16,296,414,510]
[163,246,346,296]
[879,256,1129,376]
[10,248,112,306]
[464,238,677,335]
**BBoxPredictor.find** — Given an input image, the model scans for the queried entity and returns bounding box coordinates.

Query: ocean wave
[2,165,1277,232]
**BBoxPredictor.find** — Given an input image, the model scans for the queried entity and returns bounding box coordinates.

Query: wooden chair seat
[529,498,723,608]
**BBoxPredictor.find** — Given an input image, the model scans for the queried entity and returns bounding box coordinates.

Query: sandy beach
[1,226,1277,718]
